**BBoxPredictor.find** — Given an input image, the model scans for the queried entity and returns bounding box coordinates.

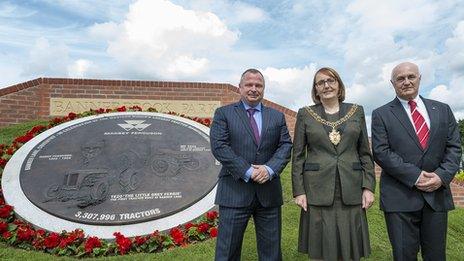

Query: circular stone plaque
[2,112,219,238]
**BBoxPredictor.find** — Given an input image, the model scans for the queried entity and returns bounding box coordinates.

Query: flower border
[0,106,218,257]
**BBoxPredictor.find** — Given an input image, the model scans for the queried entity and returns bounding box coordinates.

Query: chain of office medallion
[304,104,358,128]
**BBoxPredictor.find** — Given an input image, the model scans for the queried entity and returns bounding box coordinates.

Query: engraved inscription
[19,114,220,225]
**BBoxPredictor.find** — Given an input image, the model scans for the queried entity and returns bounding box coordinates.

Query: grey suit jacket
[210,101,292,208]
[372,96,462,212]
[292,103,375,206]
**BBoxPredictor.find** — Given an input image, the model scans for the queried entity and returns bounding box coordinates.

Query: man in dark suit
[210,68,292,261]
[372,62,462,261]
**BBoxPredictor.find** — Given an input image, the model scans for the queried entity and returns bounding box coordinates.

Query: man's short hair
[239,68,265,86]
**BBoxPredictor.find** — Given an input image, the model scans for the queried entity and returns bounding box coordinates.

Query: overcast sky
[1,0,463,127]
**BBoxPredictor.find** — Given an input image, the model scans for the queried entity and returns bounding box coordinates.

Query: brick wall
[0,78,296,136]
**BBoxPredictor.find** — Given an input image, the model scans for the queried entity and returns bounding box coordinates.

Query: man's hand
[416,171,431,186]
[416,171,443,192]
[294,194,307,212]
[362,189,375,209]
[251,165,269,184]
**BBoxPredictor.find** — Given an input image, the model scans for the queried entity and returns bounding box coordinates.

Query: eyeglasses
[394,74,419,84]
[315,78,337,87]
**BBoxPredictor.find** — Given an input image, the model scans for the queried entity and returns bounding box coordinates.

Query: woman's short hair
[311,67,346,104]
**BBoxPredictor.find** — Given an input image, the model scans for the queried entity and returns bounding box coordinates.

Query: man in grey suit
[210,68,292,261]
[372,62,461,261]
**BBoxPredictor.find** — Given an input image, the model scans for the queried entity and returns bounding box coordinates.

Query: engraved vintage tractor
[150,149,200,177]
[45,169,111,208]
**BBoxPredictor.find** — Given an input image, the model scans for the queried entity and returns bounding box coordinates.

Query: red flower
[2,231,12,239]
[0,144,4,149]
[36,229,46,237]
[209,227,218,238]
[70,228,85,239]
[130,105,142,111]
[0,204,13,218]
[68,112,77,120]
[0,221,8,233]
[0,149,3,156]
[203,118,211,126]
[206,210,218,221]
[32,238,44,249]
[169,227,185,245]
[184,222,195,230]
[116,106,127,112]
[28,125,46,135]
[197,222,210,233]
[84,236,102,253]
[95,108,105,114]
[17,226,35,242]
[0,158,7,168]
[105,108,112,113]
[6,147,14,155]
[13,219,25,226]
[59,228,85,249]
[44,232,61,249]
[59,236,73,248]
[133,236,148,246]
[52,117,62,124]
[113,232,132,255]
[14,133,34,144]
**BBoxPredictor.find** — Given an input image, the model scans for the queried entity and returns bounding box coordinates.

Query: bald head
[390,62,421,100]
[391,62,420,80]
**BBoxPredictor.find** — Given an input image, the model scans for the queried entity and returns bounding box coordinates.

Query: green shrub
[456,170,464,182]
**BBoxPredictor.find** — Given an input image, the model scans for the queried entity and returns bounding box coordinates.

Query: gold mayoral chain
[304,104,358,146]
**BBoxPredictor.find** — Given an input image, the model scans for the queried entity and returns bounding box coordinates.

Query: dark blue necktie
[247,108,260,143]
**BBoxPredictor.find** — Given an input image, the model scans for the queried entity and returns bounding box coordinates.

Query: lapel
[314,104,337,153]
[234,101,258,146]
[389,98,422,150]
[421,96,439,153]
[260,105,270,148]
[334,103,351,150]
[337,103,349,133]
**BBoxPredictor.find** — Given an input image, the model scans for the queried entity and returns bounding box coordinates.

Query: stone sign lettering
[50,98,220,118]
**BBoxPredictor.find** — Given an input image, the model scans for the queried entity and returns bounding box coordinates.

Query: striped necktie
[408,100,429,149]
[247,108,260,143]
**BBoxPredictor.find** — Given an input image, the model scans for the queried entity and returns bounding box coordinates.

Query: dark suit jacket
[372,96,462,212]
[210,101,292,208]
[292,103,375,206]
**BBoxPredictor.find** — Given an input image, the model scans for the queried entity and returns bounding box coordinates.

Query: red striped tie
[408,100,429,149]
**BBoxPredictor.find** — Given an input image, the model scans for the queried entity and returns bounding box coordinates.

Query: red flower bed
[0,107,217,257]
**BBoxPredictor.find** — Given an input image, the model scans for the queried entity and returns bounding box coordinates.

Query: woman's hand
[362,189,375,209]
[294,194,307,212]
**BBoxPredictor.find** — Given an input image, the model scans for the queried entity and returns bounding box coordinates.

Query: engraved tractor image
[150,149,200,177]
[45,169,111,208]
[44,149,147,208]
[44,139,201,208]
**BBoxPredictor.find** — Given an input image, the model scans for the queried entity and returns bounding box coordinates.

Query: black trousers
[384,203,448,261]
[215,197,282,261]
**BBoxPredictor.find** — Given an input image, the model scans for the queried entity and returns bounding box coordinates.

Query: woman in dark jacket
[291,67,376,261]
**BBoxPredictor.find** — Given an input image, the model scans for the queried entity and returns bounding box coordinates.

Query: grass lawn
[1,121,463,260]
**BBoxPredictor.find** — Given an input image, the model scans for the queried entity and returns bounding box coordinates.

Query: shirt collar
[397,95,422,108]
[241,101,262,112]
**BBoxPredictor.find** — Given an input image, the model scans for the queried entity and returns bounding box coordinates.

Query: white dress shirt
[397,96,430,132]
